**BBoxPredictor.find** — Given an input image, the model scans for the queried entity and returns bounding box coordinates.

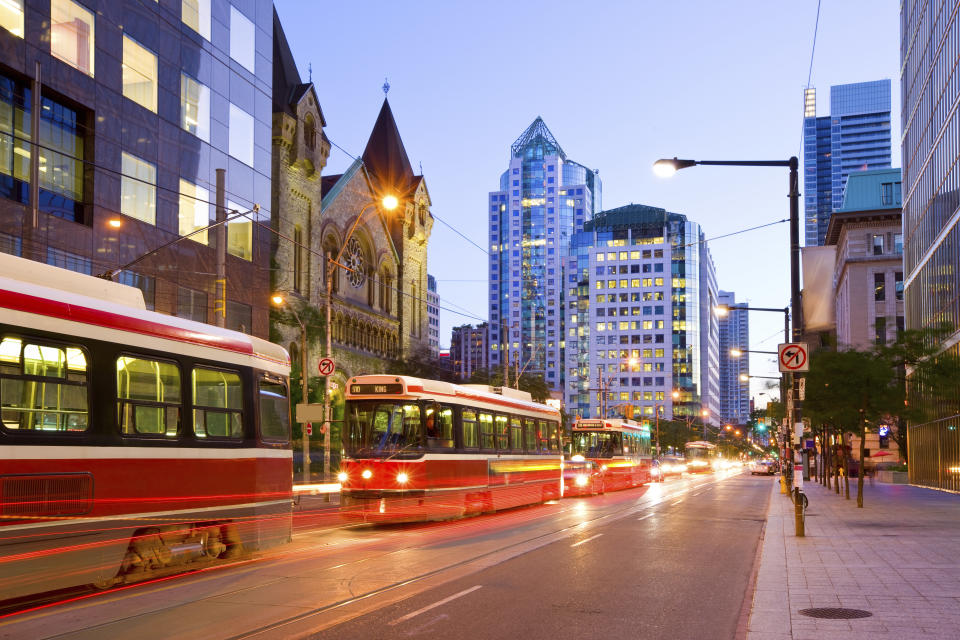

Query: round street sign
[318,357,335,376]
[778,343,809,372]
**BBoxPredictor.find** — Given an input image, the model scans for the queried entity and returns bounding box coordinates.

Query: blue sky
[274,0,901,400]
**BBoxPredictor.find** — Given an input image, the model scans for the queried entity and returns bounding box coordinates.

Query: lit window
[0,0,23,38]
[122,36,157,112]
[228,104,254,166]
[226,200,252,260]
[229,6,255,73]
[178,179,209,243]
[116,356,180,436]
[181,74,210,141]
[0,337,88,431]
[51,0,95,76]
[181,0,210,39]
[120,152,156,225]
[193,367,243,438]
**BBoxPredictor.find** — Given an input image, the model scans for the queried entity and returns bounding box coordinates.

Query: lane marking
[671,499,684,506]
[388,585,482,626]
[570,533,603,547]
[637,514,654,521]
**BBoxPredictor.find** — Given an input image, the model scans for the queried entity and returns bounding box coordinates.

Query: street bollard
[780,473,789,495]
[794,488,805,537]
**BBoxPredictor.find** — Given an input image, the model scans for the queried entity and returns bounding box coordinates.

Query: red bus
[565,418,654,495]
[0,254,292,601]
[339,375,563,523]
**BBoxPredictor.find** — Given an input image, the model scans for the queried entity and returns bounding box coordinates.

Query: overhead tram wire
[798,0,823,156]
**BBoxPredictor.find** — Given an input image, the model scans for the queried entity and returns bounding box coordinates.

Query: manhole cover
[799,607,873,620]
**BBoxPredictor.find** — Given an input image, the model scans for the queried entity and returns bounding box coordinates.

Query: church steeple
[362,98,417,197]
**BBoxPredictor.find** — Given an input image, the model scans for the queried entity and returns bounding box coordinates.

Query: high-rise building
[488,117,600,392]
[717,291,749,426]
[0,0,275,335]
[427,274,439,357]
[804,80,893,246]
[901,0,960,491]
[562,204,719,425]
[450,322,489,381]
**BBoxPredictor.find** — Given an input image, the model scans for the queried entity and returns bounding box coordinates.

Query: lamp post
[271,294,310,484]
[324,194,398,481]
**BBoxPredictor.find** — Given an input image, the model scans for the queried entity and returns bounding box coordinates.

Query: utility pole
[214,169,226,328]
[299,313,309,484]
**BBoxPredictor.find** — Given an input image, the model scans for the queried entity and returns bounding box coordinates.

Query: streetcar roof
[573,418,648,433]
[346,374,560,418]
[0,253,289,372]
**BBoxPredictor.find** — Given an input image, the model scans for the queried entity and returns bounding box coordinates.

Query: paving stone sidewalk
[747,476,960,639]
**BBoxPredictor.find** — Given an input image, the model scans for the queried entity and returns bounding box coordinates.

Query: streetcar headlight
[575,474,589,487]
[571,454,585,462]
[396,472,409,484]
[361,469,373,479]
[337,471,348,483]
[600,464,608,471]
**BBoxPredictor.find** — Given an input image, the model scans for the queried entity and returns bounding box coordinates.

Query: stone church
[270,10,433,410]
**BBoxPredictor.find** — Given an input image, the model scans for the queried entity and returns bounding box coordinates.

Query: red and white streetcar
[0,254,293,602]
[565,417,654,495]
[339,375,563,523]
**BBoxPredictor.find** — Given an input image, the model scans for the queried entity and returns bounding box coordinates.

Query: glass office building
[804,80,892,246]
[562,205,719,424]
[717,291,750,425]
[901,0,960,491]
[488,117,600,391]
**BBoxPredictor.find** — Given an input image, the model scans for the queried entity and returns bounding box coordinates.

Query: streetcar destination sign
[350,383,403,394]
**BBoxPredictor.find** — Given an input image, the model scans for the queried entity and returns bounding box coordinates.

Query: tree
[387,345,457,382]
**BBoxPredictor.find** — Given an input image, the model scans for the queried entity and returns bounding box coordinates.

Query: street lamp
[271,293,310,484]
[324,194,398,481]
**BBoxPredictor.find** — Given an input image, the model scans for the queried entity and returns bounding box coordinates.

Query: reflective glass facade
[562,205,719,424]
[804,80,893,246]
[717,291,749,425]
[901,0,960,491]
[488,118,601,391]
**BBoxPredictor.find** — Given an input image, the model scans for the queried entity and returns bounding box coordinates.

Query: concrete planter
[877,470,909,484]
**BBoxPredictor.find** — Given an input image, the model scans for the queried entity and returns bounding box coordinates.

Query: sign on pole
[778,343,809,372]
[318,357,335,377]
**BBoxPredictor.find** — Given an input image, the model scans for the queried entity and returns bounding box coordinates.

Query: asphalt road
[0,471,770,640]
[307,473,771,640]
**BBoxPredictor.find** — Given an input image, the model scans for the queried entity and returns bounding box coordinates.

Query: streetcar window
[258,380,290,443]
[509,416,522,451]
[537,420,550,453]
[462,409,478,449]
[0,337,88,432]
[494,414,509,450]
[116,356,180,436]
[478,412,494,450]
[192,367,243,439]
[548,421,560,452]
[523,418,536,452]
[344,402,422,457]
[425,403,454,449]
[611,432,623,456]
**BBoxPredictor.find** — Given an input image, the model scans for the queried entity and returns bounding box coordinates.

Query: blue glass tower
[803,80,892,246]
[488,118,600,390]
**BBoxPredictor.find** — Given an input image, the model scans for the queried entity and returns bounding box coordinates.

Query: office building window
[180,74,210,141]
[181,0,210,40]
[122,36,157,112]
[46,247,91,274]
[880,182,894,206]
[226,300,251,334]
[51,0,95,76]
[874,273,885,301]
[0,231,21,256]
[0,0,22,37]
[121,152,156,224]
[895,272,903,301]
[117,270,156,310]
[894,233,903,255]
[177,286,207,323]
[0,74,85,221]
[229,7,255,73]
[872,234,883,255]
[226,200,251,260]
[875,316,886,345]
[178,178,209,243]
[228,104,254,166]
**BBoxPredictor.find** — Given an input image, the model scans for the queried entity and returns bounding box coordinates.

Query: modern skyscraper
[717,291,750,426]
[427,274,439,357]
[450,322,489,381]
[488,117,600,391]
[562,204,719,425]
[803,80,893,246]
[901,0,960,491]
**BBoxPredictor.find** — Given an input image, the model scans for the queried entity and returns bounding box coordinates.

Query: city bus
[0,253,292,601]
[684,440,719,473]
[565,418,654,495]
[339,375,563,523]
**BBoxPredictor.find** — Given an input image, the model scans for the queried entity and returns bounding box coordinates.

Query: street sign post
[778,343,809,372]
[318,357,335,377]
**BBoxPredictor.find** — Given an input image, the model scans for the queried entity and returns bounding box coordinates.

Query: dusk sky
[274,0,901,401]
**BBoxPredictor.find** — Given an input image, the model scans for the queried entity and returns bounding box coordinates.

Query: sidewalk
[747,477,960,639]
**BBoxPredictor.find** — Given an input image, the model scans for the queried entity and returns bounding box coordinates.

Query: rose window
[344,237,366,288]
